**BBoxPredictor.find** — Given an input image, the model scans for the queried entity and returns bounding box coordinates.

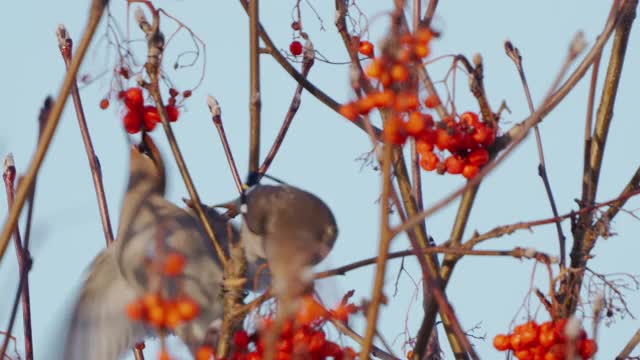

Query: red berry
[419,152,438,171]
[493,334,511,351]
[233,330,250,348]
[468,148,489,166]
[578,338,597,359]
[462,164,479,179]
[424,93,441,109]
[169,88,179,98]
[183,90,192,98]
[142,105,160,131]
[445,156,465,175]
[99,98,110,110]
[123,110,142,134]
[166,105,179,122]
[289,41,303,56]
[123,87,144,110]
[358,41,374,57]
[460,111,480,127]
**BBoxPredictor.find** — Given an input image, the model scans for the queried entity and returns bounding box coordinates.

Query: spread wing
[64,246,150,360]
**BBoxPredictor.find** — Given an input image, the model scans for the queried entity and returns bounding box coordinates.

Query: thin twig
[3,156,34,360]
[0,0,107,265]
[0,251,31,360]
[248,0,261,175]
[316,246,553,279]
[504,40,567,269]
[360,144,394,360]
[207,96,244,195]
[56,24,115,245]
[329,318,399,360]
[257,42,314,180]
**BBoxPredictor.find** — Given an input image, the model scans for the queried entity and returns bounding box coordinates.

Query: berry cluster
[217,296,358,360]
[117,87,181,134]
[338,28,495,179]
[493,319,597,360]
[125,252,199,330]
[125,251,203,360]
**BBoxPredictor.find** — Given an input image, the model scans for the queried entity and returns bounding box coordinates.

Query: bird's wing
[64,246,150,360]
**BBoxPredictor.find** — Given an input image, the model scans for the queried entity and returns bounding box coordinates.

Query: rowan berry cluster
[339,28,496,179]
[125,252,199,331]
[493,319,597,360]
[213,296,358,360]
[112,87,182,134]
[124,250,203,360]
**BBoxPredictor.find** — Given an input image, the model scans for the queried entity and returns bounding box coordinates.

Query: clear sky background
[0,1,639,359]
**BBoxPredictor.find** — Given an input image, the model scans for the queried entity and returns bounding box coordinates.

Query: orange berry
[416,28,433,44]
[394,93,419,112]
[419,151,438,171]
[195,346,214,360]
[162,252,186,276]
[414,44,430,59]
[520,325,539,347]
[399,33,414,46]
[445,156,465,175]
[462,164,479,179]
[158,350,171,360]
[514,348,533,360]
[296,296,327,325]
[142,293,162,309]
[356,96,376,115]
[493,334,511,351]
[176,298,200,321]
[379,72,392,87]
[365,59,383,78]
[460,111,480,127]
[539,329,558,348]
[390,64,409,82]
[424,93,441,108]
[372,90,395,108]
[126,300,146,321]
[339,103,359,121]
[406,350,414,359]
[165,304,182,329]
[416,139,433,154]
[510,332,525,351]
[99,98,110,110]
[434,128,451,151]
[147,305,166,328]
[405,112,427,136]
[468,148,489,166]
[383,116,408,145]
[358,41,374,57]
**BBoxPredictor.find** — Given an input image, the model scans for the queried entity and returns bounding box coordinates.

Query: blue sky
[0,0,639,358]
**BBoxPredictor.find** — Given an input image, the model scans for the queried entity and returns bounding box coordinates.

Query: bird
[237,182,338,305]
[63,134,265,360]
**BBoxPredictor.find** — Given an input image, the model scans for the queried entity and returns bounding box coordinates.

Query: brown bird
[63,135,265,360]
[239,184,338,304]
